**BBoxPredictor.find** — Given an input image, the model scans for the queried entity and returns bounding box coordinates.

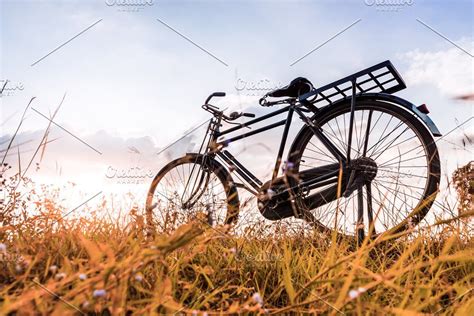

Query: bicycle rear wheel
[146,154,239,232]
[288,100,440,239]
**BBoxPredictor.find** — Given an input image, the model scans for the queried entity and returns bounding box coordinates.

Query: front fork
[181,117,220,212]
[181,167,211,209]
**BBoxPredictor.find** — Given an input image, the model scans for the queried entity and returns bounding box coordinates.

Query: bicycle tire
[146,154,240,232]
[287,99,440,238]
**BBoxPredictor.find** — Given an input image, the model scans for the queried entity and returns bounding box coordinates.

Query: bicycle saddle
[266,77,314,98]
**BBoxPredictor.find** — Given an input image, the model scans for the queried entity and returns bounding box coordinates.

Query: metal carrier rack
[299,60,407,106]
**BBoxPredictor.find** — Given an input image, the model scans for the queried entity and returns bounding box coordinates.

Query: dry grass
[0,187,473,315]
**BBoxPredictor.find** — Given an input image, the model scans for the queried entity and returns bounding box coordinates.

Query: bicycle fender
[356,93,442,137]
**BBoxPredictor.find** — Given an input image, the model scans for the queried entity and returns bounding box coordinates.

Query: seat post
[271,104,295,182]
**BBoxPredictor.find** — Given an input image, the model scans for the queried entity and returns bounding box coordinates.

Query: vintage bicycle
[146,60,441,241]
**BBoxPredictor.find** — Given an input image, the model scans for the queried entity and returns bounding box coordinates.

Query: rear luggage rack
[300,60,406,107]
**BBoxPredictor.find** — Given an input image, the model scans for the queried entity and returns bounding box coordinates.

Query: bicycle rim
[289,101,440,238]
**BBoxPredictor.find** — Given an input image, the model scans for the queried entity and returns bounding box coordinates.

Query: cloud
[0,128,197,185]
[401,39,474,97]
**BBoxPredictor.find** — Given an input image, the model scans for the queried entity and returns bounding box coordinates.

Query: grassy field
[1,111,473,315]
[0,198,473,315]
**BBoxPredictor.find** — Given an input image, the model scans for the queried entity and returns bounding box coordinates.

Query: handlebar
[202,104,255,122]
[202,92,255,122]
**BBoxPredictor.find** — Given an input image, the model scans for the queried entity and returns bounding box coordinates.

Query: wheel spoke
[368,120,404,158]
[377,143,424,167]
[371,126,411,161]
[308,140,338,162]
[380,155,427,168]
[366,115,394,155]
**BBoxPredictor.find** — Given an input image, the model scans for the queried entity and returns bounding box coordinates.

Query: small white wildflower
[55,272,66,280]
[135,274,143,282]
[348,289,359,299]
[49,265,58,273]
[93,289,106,298]
[15,264,22,273]
[358,287,366,293]
[79,273,87,280]
[252,292,263,305]
[82,301,90,308]
[229,247,236,254]
[0,243,6,253]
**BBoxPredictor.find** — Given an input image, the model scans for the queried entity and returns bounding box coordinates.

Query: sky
[1,0,473,219]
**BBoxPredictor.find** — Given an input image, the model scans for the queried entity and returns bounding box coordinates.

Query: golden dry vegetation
[0,183,472,315]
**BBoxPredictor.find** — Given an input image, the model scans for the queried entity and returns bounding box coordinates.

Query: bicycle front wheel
[146,154,239,232]
[288,100,440,238]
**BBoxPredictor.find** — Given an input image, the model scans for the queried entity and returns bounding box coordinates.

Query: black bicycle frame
[203,101,347,194]
[193,60,415,197]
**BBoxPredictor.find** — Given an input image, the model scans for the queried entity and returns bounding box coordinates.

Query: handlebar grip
[205,92,226,104]
[242,112,256,118]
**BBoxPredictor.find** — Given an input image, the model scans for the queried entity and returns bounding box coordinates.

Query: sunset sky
[1,0,473,216]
